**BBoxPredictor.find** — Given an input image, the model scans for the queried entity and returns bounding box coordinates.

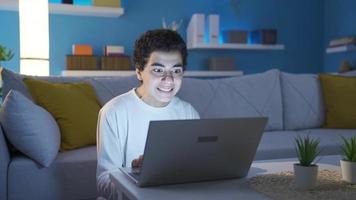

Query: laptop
[120,117,268,187]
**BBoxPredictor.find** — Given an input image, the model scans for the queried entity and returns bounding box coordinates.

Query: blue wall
[324,0,356,72]
[0,11,20,72]
[0,0,324,75]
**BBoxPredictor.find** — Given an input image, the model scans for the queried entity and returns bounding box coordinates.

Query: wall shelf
[326,45,356,54]
[0,0,124,17]
[188,43,285,50]
[61,70,243,78]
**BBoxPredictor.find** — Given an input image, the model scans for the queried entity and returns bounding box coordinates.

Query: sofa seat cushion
[256,130,300,160]
[304,128,356,155]
[8,146,97,200]
[256,129,356,160]
[178,69,283,131]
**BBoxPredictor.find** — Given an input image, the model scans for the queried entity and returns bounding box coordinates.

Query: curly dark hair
[134,29,187,71]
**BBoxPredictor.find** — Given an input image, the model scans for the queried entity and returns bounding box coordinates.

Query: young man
[96,29,200,199]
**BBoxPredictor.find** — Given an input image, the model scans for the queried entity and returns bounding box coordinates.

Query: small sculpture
[162,18,183,31]
[338,60,353,73]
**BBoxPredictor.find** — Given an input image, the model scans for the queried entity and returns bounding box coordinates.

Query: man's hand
[131,155,143,168]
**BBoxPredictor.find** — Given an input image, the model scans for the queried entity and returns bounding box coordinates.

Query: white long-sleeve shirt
[96,88,200,199]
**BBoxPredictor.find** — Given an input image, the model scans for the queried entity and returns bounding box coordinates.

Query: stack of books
[66,44,97,70]
[92,0,121,8]
[326,36,356,53]
[329,36,356,47]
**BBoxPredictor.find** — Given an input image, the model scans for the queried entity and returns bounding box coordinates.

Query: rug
[248,169,356,200]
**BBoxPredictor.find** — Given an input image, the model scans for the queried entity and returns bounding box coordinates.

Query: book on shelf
[104,45,124,56]
[72,45,93,56]
[326,44,356,53]
[93,0,121,8]
[329,36,356,47]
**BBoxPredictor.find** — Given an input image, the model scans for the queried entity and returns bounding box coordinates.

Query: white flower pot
[293,164,318,189]
[340,159,356,184]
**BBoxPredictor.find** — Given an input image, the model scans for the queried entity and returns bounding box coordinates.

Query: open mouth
[157,87,174,93]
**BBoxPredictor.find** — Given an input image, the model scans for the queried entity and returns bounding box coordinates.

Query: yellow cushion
[319,74,356,128]
[23,78,101,151]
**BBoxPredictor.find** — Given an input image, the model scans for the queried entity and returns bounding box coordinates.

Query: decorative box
[208,57,236,71]
[66,55,97,70]
[222,30,248,44]
[101,56,131,70]
[62,0,73,4]
[250,29,277,44]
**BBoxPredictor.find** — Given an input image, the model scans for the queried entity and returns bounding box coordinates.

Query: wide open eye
[171,67,183,77]
[152,67,165,76]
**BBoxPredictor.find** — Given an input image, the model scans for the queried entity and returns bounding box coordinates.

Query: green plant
[295,135,321,166]
[340,136,356,162]
[0,45,14,66]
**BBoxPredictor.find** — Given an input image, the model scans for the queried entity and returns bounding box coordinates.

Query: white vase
[340,159,356,184]
[293,164,318,189]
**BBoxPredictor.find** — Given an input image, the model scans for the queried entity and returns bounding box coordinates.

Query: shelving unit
[61,70,244,78]
[326,45,356,54]
[188,43,285,50]
[0,0,124,17]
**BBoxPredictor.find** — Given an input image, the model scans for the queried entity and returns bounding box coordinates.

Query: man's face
[136,51,184,107]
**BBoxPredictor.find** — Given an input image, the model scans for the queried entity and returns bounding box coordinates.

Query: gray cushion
[281,72,325,130]
[8,146,97,200]
[178,69,283,131]
[0,90,60,167]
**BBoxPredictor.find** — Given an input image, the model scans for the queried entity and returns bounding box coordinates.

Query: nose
[161,73,174,83]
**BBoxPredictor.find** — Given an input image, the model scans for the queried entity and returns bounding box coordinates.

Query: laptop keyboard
[129,168,141,180]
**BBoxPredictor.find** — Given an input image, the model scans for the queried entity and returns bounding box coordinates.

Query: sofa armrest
[0,125,10,200]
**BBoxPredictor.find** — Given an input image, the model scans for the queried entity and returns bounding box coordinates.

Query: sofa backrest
[280,72,325,130]
[2,68,284,131]
[1,69,140,106]
[178,69,284,131]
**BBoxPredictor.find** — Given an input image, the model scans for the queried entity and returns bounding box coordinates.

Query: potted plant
[0,45,14,99]
[294,135,321,189]
[340,136,356,184]
[0,44,14,67]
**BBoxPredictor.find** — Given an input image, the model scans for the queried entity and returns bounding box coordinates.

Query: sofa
[0,68,355,200]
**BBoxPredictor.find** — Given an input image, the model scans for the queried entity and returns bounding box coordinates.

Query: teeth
[158,88,173,92]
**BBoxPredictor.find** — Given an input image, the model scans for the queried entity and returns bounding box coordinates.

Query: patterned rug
[248,169,356,200]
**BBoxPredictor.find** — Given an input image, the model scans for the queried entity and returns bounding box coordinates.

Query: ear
[136,68,143,81]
